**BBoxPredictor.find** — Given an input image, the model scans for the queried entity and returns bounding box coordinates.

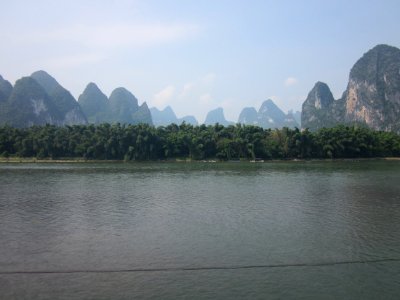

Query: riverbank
[1,157,399,163]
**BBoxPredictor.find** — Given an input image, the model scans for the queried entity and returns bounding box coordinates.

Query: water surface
[0,161,399,299]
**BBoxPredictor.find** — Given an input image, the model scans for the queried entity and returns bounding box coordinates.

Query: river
[0,161,399,299]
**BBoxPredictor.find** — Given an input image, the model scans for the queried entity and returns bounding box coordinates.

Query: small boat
[250,158,264,163]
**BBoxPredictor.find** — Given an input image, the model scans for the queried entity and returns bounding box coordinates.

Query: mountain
[204,107,234,126]
[178,115,198,125]
[238,107,258,125]
[301,82,338,131]
[132,102,153,125]
[302,44,400,132]
[284,111,300,128]
[257,99,287,128]
[343,44,400,132]
[0,75,13,103]
[109,87,139,124]
[150,106,198,126]
[237,100,299,128]
[150,106,178,126]
[78,83,152,125]
[78,83,110,124]
[31,71,87,125]
[1,77,63,127]
[0,72,152,127]
[290,110,301,126]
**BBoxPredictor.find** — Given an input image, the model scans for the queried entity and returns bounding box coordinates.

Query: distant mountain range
[0,72,87,127]
[150,106,198,126]
[0,71,152,127]
[78,82,152,125]
[204,107,235,126]
[2,44,399,132]
[0,70,300,129]
[238,99,299,129]
[150,102,300,129]
[301,44,400,133]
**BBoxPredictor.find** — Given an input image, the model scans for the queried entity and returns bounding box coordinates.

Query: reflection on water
[0,161,400,299]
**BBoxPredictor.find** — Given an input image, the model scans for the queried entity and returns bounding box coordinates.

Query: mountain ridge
[302,44,400,133]
[150,106,198,126]
[31,70,87,125]
[3,44,400,131]
[238,99,300,128]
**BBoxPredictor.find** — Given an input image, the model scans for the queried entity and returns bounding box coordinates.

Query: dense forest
[0,123,399,160]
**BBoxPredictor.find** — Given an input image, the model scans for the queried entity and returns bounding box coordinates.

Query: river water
[0,161,399,299]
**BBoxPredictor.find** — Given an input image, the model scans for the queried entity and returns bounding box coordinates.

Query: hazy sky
[1,0,400,122]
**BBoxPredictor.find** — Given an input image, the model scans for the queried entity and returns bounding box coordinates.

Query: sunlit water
[0,161,399,299]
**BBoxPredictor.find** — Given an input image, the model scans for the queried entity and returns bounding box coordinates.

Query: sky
[1,0,400,123]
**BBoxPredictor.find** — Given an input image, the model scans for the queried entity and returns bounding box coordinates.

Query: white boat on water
[250,159,264,163]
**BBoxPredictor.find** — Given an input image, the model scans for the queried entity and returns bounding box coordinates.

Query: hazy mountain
[302,44,400,133]
[284,112,300,128]
[78,83,110,124]
[150,106,178,126]
[0,75,13,103]
[238,100,299,129]
[257,99,288,128]
[132,102,153,125]
[178,115,198,125]
[204,107,234,126]
[289,110,301,126]
[109,87,139,124]
[78,83,152,125]
[31,71,87,125]
[238,107,258,125]
[150,106,198,126]
[0,75,13,123]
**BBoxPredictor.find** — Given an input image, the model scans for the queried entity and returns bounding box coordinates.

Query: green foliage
[0,124,399,160]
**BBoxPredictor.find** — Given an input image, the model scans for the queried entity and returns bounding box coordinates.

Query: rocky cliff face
[302,44,400,132]
[343,44,400,132]
[301,82,339,131]
[2,77,63,127]
[31,71,87,125]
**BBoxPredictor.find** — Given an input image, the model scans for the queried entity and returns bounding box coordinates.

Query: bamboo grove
[0,123,400,160]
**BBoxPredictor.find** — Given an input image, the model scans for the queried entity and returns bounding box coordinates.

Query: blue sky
[1,0,400,122]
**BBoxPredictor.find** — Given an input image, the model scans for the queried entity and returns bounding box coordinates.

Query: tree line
[0,123,399,160]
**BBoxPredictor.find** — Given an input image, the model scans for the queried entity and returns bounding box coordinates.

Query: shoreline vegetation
[1,123,400,162]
